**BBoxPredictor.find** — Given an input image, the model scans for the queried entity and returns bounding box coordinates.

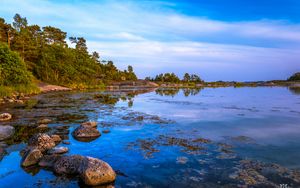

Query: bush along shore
[0,14,138,100]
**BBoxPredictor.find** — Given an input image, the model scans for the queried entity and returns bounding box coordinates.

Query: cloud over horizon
[1,0,299,81]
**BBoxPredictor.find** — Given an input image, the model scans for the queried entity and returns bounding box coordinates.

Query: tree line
[0,14,137,91]
[145,73,203,83]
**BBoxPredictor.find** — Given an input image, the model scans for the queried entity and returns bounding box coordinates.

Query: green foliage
[0,13,138,94]
[148,72,203,83]
[288,72,300,81]
[0,43,33,85]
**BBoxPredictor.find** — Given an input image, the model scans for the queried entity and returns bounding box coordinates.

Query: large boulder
[72,126,101,141]
[54,155,85,174]
[81,121,97,128]
[28,133,56,152]
[21,148,43,167]
[79,157,116,186]
[0,113,12,121]
[50,134,62,143]
[0,126,15,141]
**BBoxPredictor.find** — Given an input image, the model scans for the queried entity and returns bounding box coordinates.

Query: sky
[1,0,300,81]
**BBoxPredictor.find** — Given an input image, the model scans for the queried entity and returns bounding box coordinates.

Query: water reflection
[155,87,202,97]
[289,86,300,95]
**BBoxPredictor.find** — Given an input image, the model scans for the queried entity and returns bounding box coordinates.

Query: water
[0,87,300,187]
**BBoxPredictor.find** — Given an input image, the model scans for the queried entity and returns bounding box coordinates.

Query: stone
[37,124,48,129]
[62,141,70,145]
[54,155,85,174]
[39,155,62,168]
[72,126,101,141]
[0,126,15,141]
[28,133,56,152]
[50,134,62,143]
[21,148,43,167]
[81,121,97,128]
[47,146,69,155]
[79,157,116,186]
[102,129,111,134]
[37,118,52,124]
[0,113,12,121]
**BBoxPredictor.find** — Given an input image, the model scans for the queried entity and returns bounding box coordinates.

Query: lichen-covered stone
[21,148,43,167]
[28,133,56,152]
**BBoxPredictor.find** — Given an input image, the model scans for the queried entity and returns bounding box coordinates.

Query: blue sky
[1,0,300,81]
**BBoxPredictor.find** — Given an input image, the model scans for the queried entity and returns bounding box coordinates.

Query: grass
[0,84,40,98]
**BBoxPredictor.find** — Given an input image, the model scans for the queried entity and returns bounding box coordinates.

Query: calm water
[0,87,300,187]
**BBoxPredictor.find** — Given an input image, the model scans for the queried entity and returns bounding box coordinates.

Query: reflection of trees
[94,93,136,106]
[155,88,202,97]
[183,88,202,96]
[155,88,180,97]
[289,87,300,95]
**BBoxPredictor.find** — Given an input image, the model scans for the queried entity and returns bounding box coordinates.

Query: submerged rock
[102,129,111,134]
[0,126,15,141]
[81,121,97,128]
[21,148,43,167]
[28,133,56,152]
[72,126,101,141]
[79,157,116,186]
[0,113,12,121]
[47,146,68,155]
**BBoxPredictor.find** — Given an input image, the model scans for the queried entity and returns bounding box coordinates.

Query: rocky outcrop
[0,126,15,141]
[21,148,43,167]
[38,154,62,168]
[0,113,12,121]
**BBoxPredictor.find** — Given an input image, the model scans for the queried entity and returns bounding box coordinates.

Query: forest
[0,14,137,96]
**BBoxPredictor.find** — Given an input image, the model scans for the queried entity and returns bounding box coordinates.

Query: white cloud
[1,0,300,80]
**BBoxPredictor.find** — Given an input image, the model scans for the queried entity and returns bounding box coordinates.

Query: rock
[72,126,101,141]
[50,134,62,143]
[79,157,116,186]
[0,126,15,141]
[81,121,97,128]
[47,146,68,155]
[102,129,111,134]
[37,124,48,129]
[176,156,188,164]
[21,148,43,167]
[62,141,70,145]
[54,155,85,174]
[0,113,12,121]
[39,155,62,168]
[28,133,56,152]
[37,118,52,124]
[0,147,7,160]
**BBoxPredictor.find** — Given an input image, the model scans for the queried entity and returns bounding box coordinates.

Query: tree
[128,65,133,73]
[43,26,67,46]
[12,14,29,61]
[92,51,100,62]
[183,73,191,82]
[69,36,87,53]
[0,43,33,86]
[288,72,300,81]
[0,18,13,48]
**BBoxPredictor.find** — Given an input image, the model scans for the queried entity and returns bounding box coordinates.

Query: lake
[0,86,300,187]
